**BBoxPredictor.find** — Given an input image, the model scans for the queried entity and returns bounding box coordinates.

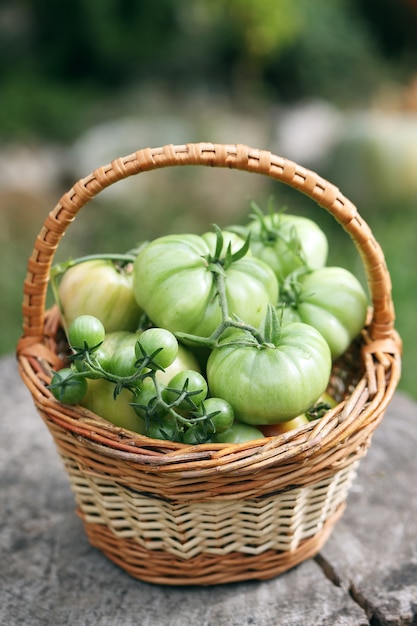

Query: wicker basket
[16,143,401,586]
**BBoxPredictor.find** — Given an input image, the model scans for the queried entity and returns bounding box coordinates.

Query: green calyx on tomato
[279,266,368,359]
[132,225,279,342]
[134,327,179,370]
[162,369,208,411]
[229,201,328,283]
[49,368,88,405]
[56,314,218,443]
[131,371,234,444]
[206,305,332,425]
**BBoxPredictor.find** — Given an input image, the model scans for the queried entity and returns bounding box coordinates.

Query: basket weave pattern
[67,458,358,557]
[16,143,401,585]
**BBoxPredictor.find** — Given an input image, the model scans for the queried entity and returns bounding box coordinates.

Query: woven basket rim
[16,142,402,466]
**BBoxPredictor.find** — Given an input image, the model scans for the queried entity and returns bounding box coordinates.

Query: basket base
[79,503,345,586]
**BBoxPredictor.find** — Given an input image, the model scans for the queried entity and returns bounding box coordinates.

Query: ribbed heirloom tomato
[280,266,368,359]
[232,209,328,283]
[132,229,279,337]
[206,322,332,425]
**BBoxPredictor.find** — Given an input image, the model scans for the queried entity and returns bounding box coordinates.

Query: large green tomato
[206,323,332,424]
[244,212,328,282]
[58,259,142,333]
[280,267,368,359]
[132,231,278,337]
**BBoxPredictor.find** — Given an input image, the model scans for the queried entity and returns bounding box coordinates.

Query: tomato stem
[59,341,217,442]
[175,269,265,348]
[50,253,138,279]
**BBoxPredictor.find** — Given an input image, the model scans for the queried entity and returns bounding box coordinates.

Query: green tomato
[100,330,194,380]
[206,323,332,425]
[80,378,146,433]
[58,259,142,333]
[99,330,143,378]
[49,368,88,405]
[194,397,235,434]
[68,315,106,351]
[200,230,250,256]
[163,369,208,411]
[134,327,178,369]
[182,425,210,445]
[146,415,179,441]
[245,212,328,282]
[131,377,160,420]
[72,347,108,379]
[132,231,278,337]
[280,266,368,359]
[132,346,201,419]
[214,422,265,443]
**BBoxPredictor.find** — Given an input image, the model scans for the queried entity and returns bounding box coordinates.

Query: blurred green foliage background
[1,0,416,398]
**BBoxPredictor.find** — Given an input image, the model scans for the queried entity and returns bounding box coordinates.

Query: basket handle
[17,142,398,354]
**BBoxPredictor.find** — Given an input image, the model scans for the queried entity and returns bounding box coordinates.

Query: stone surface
[1,354,416,625]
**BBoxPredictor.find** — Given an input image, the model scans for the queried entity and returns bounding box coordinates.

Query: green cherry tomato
[95,330,142,378]
[99,330,191,381]
[131,377,160,419]
[195,397,235,434]
[163,369,208,410]
[68,315,106,351]
[206,323,332,425]
[182,425,210,445]
[132,231,278,337]
[72,347,108,379]
[132,345,202,419]
[280,266,368,359]
[49,368,88,405]
[134,327,178,369]
[58,259,142,333]
[146,415,179,441]
[214,422,265,443]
